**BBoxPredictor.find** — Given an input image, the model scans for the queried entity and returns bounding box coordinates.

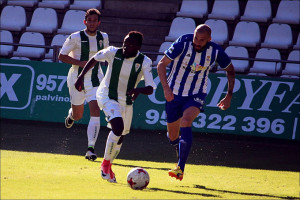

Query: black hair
[85,8,101,21]
[128,31,144,46]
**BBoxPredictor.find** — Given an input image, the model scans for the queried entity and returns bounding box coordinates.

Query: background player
[58,8,109,161]
[75,31,156,183]
[157,24,235,181]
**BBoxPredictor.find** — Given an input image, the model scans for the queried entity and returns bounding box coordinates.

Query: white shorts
[68,85,97,105]
[98,98,133,135]
[67,67,100,105]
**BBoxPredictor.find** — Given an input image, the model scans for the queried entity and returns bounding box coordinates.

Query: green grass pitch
[1,150,299,199]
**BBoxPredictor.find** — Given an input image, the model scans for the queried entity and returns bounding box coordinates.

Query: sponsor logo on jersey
[190,63,207,73]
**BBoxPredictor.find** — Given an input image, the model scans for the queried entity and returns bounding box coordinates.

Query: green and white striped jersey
[94,46,156,105]
[60,30,109,87]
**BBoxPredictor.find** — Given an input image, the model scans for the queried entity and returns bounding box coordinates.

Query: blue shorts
[165,93,207,123]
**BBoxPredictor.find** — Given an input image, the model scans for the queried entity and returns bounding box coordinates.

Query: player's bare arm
[127,86,153,101]
[58,54,87,68]
[157,55,174,102]
[217,63,235,110]
[74,58,98,91]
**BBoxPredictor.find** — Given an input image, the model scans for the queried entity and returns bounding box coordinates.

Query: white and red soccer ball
[127,167,150,190]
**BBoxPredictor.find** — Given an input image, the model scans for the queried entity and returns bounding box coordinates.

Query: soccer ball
[127,167,150,190]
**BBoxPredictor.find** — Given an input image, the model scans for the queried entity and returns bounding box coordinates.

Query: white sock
[103,131,120,161]
[68,108,74,120]
[110,143,122,164]
[87,117,100,148]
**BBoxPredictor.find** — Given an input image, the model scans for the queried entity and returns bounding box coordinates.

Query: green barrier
[1,59,299,141]
[0,59,106,126]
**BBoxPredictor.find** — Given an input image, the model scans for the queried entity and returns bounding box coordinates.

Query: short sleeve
[93,46,115,62]
[216,47,232,69]
[140,57,156,89]
[102,32,109,48]
[60,34,77,55]
[164,36,185,60]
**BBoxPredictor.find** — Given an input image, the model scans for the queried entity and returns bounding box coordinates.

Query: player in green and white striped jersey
[59,9,109,161]
[75,31,156,183]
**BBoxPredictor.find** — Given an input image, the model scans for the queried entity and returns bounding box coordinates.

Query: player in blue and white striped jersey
[157,24,235,181]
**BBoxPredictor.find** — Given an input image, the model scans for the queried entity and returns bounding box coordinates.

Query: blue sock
[178,127,193,172]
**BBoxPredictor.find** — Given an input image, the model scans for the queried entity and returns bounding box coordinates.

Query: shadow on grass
[113,162,170,171]
[149,187,220,198]
[190,185,299,200]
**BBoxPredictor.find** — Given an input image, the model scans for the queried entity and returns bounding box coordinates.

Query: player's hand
[163,86,174,102]
[127,88,141,101]
[217,95,232,110]
[75,76,84,92]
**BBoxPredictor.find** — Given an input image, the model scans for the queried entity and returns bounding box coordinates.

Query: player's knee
[113,126,124,136]
[110,117,124,136]
[167,132,179,142]
[180,118,193,127]
[117,135,125,145]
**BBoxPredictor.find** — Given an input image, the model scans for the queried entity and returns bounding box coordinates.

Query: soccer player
[74,31,156,183]
[157,24,235,181]
[58,8,109,161]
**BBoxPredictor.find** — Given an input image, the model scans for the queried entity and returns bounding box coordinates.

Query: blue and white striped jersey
[165,34,231,96]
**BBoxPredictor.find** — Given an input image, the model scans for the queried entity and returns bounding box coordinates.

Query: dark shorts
[165,93,207,123]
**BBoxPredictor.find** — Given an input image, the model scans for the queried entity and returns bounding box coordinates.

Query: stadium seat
[281,50,300,77]
[165,17,196,42]
[153,42,172,65]
[45,34,69,59]
[247,72,268,77]
[26,8,58,34]
[70,0,102,10]
[249,48,282,75]
[280,74,299,79]
[42,59,53,62]
[224,46,249,73]
[261,23,293,49]
[208,0,240,21]
[272,0,300,25]
[57,10,86,34]
[176,0,208,18]
[205,19,228,45]
[0,5,26,31]
[13,32,46,59]
[42,58,63,63]
[215,70,226,74]
[38,0,70,9]
[7,0,38,7]
[293,33,300,50]
[11,56,30,60]
[229,21,261,47]
[0,30,14,56]
[240,0,272,22]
